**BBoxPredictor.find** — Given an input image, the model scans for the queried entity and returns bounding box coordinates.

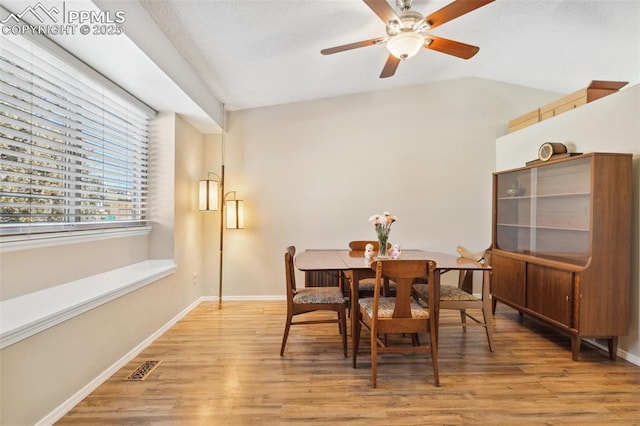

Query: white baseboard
[585,338,640,366]
[36,297,206,426]
[218,295,286,301]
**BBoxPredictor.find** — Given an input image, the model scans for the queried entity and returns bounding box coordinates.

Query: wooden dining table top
[294,249,490,272]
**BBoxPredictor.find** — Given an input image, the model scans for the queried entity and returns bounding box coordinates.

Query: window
[0,30,155,238]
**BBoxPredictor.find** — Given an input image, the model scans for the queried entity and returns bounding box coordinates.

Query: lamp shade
[226,199,244,229]
[386,32,424,60]
[199,179,219,211]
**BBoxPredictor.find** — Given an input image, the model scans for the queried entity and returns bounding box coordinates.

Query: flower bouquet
[368,211,397,259]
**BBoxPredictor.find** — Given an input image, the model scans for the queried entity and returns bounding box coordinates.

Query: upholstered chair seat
[293,287,346,304]
[358,297,429,319]
[357,278,397,294]
[413,283,478,302]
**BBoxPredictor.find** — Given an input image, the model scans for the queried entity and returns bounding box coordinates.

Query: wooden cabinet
[489,153,632,360]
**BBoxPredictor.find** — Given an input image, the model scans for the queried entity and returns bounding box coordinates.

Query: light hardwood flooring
[57,301,640,425]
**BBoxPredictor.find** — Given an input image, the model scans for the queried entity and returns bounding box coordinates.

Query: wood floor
[57,301,640,425]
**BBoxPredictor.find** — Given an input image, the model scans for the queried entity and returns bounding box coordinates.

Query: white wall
[495,84,640,361]
[218,78,560,297]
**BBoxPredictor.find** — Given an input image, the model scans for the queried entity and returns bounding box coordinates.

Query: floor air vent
[125,360,161,381]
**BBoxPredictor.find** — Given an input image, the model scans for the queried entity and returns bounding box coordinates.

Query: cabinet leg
[491,298,497,315]
[571,335,581,361]
[608,336,619,361]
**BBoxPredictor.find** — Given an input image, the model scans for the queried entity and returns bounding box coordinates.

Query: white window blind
[0,31,155,237]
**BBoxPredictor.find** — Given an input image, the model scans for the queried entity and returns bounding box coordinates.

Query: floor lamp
[199,108,244,308]
[203,169,243,308]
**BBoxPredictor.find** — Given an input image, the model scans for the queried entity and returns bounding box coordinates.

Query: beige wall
[0,235,149,299]
[495,85,640,361]
[0,114,208,425]
[217,78,559,297]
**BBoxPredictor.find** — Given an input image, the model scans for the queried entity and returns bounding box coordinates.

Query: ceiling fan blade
[425,0,494,30]
[426,35,479,59]
[321,37,385,55]
[363,0,401,24]
[380,54,400,78]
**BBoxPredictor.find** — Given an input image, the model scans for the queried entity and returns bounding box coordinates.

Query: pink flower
[369,212,397,232]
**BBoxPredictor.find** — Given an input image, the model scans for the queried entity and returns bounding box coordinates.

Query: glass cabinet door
[495,168,532,254]
[495,157,591,265]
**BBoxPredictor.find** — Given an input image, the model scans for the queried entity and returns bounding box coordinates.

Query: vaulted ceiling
[2,0,637,132]
[139,0,640,111]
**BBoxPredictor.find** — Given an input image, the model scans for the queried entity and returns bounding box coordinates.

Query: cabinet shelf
[490,153,632,361]
[496,223,589,232]
[498,192,590,201]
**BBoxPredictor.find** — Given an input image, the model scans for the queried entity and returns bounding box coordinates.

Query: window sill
[0,259,176,349]
[0,226,152,253]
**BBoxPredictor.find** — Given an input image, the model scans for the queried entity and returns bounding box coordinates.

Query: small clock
[538,143,555,161]
[538,142,567,162]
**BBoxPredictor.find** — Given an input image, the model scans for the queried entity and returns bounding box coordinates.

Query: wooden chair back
[284,246,297,310]
[348,240,391,252]
[371,260,436,327]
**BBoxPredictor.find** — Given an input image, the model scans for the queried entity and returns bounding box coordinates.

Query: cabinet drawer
[526,264,573,327]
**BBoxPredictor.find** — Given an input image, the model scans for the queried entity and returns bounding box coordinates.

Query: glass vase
[377,235,390,259]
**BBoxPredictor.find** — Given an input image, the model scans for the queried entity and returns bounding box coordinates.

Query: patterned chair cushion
[412,284,478,301]
[358,297,429,319]
[358,278,397,292]
[293,287,345,304]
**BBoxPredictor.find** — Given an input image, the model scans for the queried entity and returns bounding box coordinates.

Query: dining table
[294,249,491,365]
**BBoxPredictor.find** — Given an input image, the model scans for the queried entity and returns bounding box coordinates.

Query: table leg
[350,269,362,368]
[433,271,441,344]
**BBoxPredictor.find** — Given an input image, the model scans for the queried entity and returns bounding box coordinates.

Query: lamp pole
[218,103,227,309]
[218,164,225,309]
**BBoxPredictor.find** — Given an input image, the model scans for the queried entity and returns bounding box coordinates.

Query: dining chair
[354,259,439,388]
[280,246,348,357]
[412,247,493,351]
[346,240,396,297]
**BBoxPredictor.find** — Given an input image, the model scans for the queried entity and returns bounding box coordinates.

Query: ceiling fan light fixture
[386,31,424,60]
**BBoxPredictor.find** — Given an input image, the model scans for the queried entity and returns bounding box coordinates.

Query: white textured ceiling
[139,0,640,111]
[2,0,637,128]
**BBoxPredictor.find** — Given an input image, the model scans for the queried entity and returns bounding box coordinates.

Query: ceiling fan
[320,0,495,78]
